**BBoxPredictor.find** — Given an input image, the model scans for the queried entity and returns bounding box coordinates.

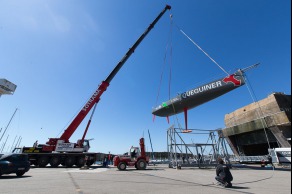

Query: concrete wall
[222,93,291,156]
[224,93,291,128]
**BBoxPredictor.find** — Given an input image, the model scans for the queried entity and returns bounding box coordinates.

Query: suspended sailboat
[152,64,259,131]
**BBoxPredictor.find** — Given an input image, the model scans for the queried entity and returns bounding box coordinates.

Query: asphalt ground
[0,164,290,194]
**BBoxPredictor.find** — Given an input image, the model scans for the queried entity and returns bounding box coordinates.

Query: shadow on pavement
[0,175,31,179]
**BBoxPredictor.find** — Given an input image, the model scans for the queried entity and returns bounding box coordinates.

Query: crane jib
[105,5,171,84]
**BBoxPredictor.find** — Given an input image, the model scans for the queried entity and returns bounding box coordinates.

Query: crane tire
[137,159,147,170]
[65,156,75,168]
[50,156,60,167]
[86,160,94,166]
[76,157,85,168]
[38,156,49,167]
[118,162,127,170]
[16,171,25,177]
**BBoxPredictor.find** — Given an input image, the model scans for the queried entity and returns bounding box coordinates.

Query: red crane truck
[13,5,171,168]
[114,138,149,170]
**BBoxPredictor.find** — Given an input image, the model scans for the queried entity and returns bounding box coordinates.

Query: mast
[0,108,18,143]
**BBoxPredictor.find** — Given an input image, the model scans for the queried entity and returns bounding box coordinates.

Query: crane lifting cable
[153,13,183,130]
[155,12,174,107]
[175,25,230,76]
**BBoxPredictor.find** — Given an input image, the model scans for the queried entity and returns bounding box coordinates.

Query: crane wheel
[38,156,49,167]
[86,160,94,166]
[16,171,25,177]
[118,162,127,170]
[76,157,85,168]
[65,156,76,168]
[31,161,37,166]
[50,156,61,167]
[137,159,147,170]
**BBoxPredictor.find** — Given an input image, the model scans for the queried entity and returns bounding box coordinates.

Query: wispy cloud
[0,1,71,33]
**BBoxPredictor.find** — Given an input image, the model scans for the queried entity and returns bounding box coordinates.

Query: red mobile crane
[14,5,171,168]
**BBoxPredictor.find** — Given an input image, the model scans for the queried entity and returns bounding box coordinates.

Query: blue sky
[0,0,290,155]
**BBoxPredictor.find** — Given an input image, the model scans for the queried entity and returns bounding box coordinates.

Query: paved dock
[0,165,290,194]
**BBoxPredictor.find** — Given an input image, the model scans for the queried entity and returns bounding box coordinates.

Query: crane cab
[76,139,90,152]
[129,146,140,160]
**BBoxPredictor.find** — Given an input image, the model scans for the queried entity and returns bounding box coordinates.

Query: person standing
[103,156,108,167]
[108,152,112,165]
[268,154,274,167]
[198,153,202,164]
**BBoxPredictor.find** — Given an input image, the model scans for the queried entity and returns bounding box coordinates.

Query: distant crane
[148,129,155,160]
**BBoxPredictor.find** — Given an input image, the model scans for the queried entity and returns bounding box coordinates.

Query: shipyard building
[223,92,291,156]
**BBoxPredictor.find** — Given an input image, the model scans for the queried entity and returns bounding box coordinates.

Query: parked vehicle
[0,153,30,177]
[269,148,291,164]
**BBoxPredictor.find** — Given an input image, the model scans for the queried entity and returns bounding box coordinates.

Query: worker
[268,154,274,167]
[198,153,202,164]
[131,148,137,158]
[103,156,108,167]
[108,152,112,165]
[215,158,233,188]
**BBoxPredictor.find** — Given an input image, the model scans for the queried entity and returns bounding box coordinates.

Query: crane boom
[105,5,171,84]
[45,5,171,150]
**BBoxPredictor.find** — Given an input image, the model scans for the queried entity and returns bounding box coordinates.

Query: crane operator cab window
[83,140,90,152]
[130,147,140,159]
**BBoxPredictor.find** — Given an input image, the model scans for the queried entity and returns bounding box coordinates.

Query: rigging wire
[155,30,171,106]
[168,15,173,101]
[155,13,175,107]
[169,15,184,130]
[169,20,232,130]
[175,25,230,76]
[154,13,183,129]
[244,73,271,149]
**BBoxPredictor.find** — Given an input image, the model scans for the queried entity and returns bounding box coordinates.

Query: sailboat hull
[152,72,245,117]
